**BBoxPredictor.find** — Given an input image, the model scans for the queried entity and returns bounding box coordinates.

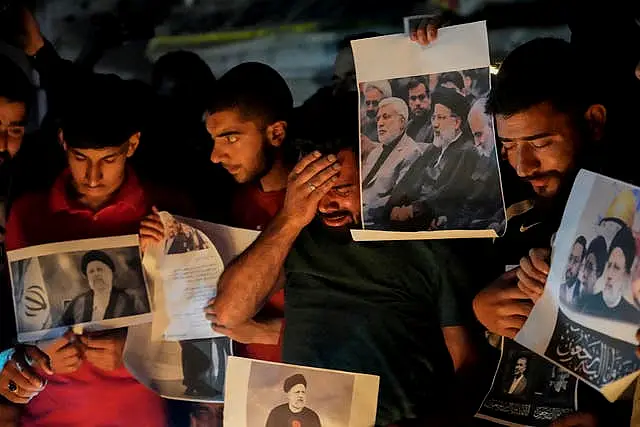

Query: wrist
[272,211,305,237]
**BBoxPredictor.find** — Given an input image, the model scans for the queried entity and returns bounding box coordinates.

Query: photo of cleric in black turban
[265,374,322,427]
[60,250,138,325]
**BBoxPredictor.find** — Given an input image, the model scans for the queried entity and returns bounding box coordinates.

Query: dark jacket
[61,288,136,326]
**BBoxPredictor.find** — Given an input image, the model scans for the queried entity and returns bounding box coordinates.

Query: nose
[318,194,339,214]
[85,162,102,186]
[514,143,539,177]
[210,142,225,164]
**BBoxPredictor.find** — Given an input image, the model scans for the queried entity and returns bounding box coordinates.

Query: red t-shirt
[5,169,167,427]
[230,183,286,362]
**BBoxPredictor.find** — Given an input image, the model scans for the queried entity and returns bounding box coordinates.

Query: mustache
[522,171,563,182]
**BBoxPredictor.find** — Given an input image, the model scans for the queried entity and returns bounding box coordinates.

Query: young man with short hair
[3,80,167,427]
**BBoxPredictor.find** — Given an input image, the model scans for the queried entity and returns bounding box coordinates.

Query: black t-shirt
[265,404,321,427]
[283,222,472,425]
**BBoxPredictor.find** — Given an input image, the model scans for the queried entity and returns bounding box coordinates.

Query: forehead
[495,102,574,139]
[206,108,260,133]
[289,384,306,391]
[334,149,358,185]
[365,88,382,99]
[70,145,126,158]
[378,104,397,115]
[0,96,26,120]
[409,83,427,94]
[434,103,452,115]
[87,260,110,269]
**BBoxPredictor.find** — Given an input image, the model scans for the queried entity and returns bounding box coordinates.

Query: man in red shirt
[2,83,167,427]
[142,62,294,364]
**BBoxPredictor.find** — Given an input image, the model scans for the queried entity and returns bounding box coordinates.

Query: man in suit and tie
[362,97,423,229]
[505,356,529,396]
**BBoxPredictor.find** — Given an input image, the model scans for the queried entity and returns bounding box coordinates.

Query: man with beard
[582,226,638,323]
[265,374,321,427]
[386,87,478,231]
[61,250,137,325]
[405,76,433,143]
[361,80,392,143]
[207,107,478,425]
[559,236,586,306]
[361,97,422,229]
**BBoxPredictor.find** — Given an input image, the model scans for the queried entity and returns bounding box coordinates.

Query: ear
[126,132,141,157]
[584,104,607,142]
[266,121,287,148]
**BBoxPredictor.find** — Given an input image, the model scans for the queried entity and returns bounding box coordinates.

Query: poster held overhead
[350,21,505,241]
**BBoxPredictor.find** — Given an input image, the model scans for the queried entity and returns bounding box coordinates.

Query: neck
[259,156,290,192]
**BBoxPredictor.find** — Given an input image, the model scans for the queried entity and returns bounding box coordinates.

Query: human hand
[79,329,126,372]
[409,15,443,46]
[18,8,45,56]
[550,412,597,427]
[517,248,550,303]
[211,318,282,345]
[429,216,447,230]
[280,151,341,229]
[42,331,83,375]
[139,206,166,253]
[390,205,413,222]
[473,269,534,339]
[0,345,52,404]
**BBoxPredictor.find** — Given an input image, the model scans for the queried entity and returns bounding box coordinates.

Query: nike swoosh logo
[520,222,542,233]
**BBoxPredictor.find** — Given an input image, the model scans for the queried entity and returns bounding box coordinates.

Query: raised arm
[206,151,341,329]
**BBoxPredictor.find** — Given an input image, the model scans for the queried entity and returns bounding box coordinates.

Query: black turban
[81,250,115,275]
[283,374,307,392]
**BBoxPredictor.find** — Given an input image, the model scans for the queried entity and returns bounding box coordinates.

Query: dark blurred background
[0,0,572,112]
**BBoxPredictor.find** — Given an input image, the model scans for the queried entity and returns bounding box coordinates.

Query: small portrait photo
[359,67,504,233]
[8,236,151,341]
[160,212,213,255]
[224,357,380,427]
[501,352,531,398]
[556,180,640,326]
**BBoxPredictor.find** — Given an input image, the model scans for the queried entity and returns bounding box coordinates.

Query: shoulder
[6,191,51,251]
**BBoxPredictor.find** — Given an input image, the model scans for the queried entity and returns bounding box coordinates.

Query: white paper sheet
[516,170,640,402]
[350,21,505,241]
[8,235,152,342]
[145,214,259,341]
[351,21,490,82]
[224,356,380,427]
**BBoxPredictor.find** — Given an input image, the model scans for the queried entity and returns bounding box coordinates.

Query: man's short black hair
[574,236,587,252]
[207,62,293,127]
[486,38,591,118]
[0,55,34,112]
[437,72,464,92]
[81,250,115,275]
[61,77,144,149]
[585,235,608,277]
[283,374,307,393]
[407,76,429,93]
[291,91,359,160]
